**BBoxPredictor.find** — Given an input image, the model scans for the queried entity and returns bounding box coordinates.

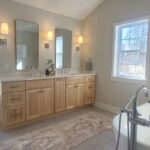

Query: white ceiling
[12,0,104,20]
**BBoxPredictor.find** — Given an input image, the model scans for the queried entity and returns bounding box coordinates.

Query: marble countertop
[0,72,96,82]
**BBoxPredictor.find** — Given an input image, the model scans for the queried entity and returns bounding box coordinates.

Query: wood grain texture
[85,81,96,104]
[40,88,54,116]
[2,81,25,93]
[86,76,96,82]
[26,79,54,90]
[3,105,25,125]
[76,83,85,107]
[26,89,41,120]
[66,84,77,109]
[26,88,54,120]
[55,78,66,113]
[66,77,85,85]
[3,91,25,108]
[0,75,96,129]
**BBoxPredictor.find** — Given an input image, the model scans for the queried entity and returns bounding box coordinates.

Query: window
[17,44,27,70]
[113,18,149,80]
[56,36,63,69]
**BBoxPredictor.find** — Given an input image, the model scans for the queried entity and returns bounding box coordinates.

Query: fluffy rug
[0,111,113,150]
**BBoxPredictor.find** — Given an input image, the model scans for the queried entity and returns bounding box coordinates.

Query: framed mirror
[55,28,72,69]
[16,20,39,71]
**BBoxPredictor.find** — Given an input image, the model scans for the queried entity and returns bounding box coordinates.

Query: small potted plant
[45,59,55,76]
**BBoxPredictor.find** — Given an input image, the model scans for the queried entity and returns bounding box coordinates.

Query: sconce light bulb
[78,36,83,44]
[1,23,9,35]
[47,31,53,41]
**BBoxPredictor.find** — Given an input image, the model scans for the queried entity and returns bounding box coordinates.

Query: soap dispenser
[85,58,92,71]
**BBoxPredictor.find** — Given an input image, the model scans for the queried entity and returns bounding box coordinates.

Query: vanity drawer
[26,79,54,90]
[3,105,25,125]
[3,91,25,107]
[2,81,25,93]
[86,82,95,91]
[86,76,96,82]
[66,77,85,85]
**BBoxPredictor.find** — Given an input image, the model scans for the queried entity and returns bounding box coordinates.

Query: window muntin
[113,19,149,80]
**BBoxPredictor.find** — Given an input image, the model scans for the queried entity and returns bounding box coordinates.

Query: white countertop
[0,72,96,82]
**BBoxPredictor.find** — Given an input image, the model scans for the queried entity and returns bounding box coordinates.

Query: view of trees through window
[116,19,149,79]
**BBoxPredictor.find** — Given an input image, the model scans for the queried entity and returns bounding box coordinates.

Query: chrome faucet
[126,86,150,150]
[25,66,33,77]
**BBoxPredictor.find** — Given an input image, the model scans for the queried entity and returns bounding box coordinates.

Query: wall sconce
[0,23,9,45]
[76,36,83,51]
[45,31,53,49]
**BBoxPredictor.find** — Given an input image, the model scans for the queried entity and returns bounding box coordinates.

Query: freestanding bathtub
[113,103,150,150]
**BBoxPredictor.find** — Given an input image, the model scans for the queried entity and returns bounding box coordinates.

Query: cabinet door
[55,78,65,113]
[40,88,54,116]
[76,83,85,107]
[85,82,95,104]
[66,85,77,110]
[4,105,25,125]
[26,89,41,120]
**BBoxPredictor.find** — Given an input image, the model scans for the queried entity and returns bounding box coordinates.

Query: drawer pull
[74,86,78,88]
[11,98,20,101]
[39,90,44,93]
[10,86,20,89]
[88,86,92,89]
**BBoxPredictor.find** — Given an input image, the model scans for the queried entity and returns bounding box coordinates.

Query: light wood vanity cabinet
[3,91,25,107]
[0,75,96,129]
[55,78,66,113]
[85,76,96,104]
[1,81,26,125]
[26,79,54,120]
[40,88,54,116]
[66,77,86,110]
[26,89,41,120]
[66,83,85,109]
[2,81,25,93]
[3,105,25,125]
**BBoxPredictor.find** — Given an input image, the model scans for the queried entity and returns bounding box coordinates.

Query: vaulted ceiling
[12,0,104,20]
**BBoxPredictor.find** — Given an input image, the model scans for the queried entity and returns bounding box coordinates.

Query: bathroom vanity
[0,20,96,130]
[0,74,96,129]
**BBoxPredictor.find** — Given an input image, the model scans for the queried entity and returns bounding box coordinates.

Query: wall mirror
[16,20,39,71]
[55,28,72,69]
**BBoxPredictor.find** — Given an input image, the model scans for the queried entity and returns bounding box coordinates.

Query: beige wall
[83,0,150,110]
[0,0,82,73]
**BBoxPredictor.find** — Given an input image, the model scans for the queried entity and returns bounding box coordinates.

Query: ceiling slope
[11,0,104,20]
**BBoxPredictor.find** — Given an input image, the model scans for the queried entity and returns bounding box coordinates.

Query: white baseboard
[94,101,120,114]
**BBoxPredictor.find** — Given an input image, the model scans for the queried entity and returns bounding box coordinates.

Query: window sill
[111,76,148,85]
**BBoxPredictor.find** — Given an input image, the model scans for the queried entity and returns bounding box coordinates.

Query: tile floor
[0,107,116,150]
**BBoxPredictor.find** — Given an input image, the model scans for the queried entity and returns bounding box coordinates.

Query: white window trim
[111,16,150,84]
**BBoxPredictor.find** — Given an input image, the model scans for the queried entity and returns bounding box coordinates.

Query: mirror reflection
[16,20,39,71]
[55,28,72,69]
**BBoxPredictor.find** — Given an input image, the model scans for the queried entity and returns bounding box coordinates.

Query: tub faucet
[129,85,150,150]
